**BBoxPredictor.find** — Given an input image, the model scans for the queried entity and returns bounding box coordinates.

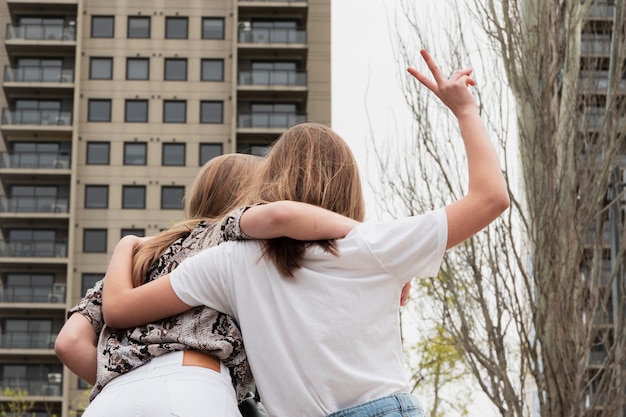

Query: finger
[420,49,445,85]
[407,67,438,93]
[450,68,473,81]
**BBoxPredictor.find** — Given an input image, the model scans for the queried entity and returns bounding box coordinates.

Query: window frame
[161,186,185,210]
[123,142,147,165]
[87,99,112,122]
[200,101,224,124]
[89,57,113,80]
[199,143,223,165]
[91,16,114,38]
[165,16,188,39]
[124,99,149,123]
[163,100,187,123]
[84,185,109,209]
[83,229,107,253]
[202,17,225,40]
[162,143,186,166]
[127,16,151,38]
[122,185,146,209]
[164,58,188,81]
[126,57,150,80]
[86,142,110,165]
[201,59,224,81]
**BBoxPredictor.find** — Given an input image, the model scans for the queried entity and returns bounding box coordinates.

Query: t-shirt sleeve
[170,244,235,317]
[354,208,447,280]
[67,279,104,335]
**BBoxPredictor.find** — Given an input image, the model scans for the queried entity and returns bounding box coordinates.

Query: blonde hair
[132,153,263,286]
[247,122,365,277]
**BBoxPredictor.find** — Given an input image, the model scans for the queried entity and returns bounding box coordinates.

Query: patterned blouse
[68,207,253,402]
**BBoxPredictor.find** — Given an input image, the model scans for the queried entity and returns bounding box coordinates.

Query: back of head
[251,122,365,221]
[187,153,264,219]
[247,122,365,277]
[133,153,263,286]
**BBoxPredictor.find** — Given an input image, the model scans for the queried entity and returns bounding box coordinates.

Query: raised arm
[408,49,509,249]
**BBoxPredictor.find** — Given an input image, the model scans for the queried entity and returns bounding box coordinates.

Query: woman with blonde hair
[102,50,509,417]
[56,152,356,416]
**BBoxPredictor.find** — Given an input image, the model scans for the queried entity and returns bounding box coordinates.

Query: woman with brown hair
[102,50,509,417]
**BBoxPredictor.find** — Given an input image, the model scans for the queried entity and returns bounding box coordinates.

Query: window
[164,58,187,81]
[121,229,145,238]
[165,17,188,39]
[200,101,223,124]
[199,143,223,165]
[162,143,185,166]
[128,16,150,38]
[4,273,53,303]
[124,142,147,165]
[81,273,103,296]
[122,185,146,209]
[83,229,107,253]
[125,100,148,122]
[202,18,224,39]
[86,142,110,165]
[91,16,114,38]
[201,59,224,81]
[163,100,186,123]
[88,99,111,122]
[89,57,113,80]
[161,186,184,210]
[84,185,108,208]
[126,58,149,80]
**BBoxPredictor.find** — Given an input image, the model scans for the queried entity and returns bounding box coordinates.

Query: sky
[330,0,410,219]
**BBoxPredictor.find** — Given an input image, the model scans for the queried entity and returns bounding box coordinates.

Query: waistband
[327,393,424,417]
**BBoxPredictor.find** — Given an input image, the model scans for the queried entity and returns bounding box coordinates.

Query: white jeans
[82,351,241,417]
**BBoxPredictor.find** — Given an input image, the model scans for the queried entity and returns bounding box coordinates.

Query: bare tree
[370,1,626,416]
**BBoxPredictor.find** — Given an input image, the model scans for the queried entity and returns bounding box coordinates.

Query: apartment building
[0,0,330,415]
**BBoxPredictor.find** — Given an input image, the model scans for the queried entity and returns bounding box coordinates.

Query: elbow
[489,190,510,219]
[55,328,81,362]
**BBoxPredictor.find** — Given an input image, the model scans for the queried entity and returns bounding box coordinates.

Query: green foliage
[0,386,34,417]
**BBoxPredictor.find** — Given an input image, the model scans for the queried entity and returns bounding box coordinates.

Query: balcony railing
[581,35,612,55]
[238,112,306,128]
[577,108,626,131]
[239,28,306,44]
[5,24,76,41]
[0,197,69,213]
[0,284,65,303]
[239,70,306,86]
[0,241,67,257]
[0,331,57,349]
[578,71,626,93]
[4,66,74,83]
[0,151,70,169]
[1,109,72,126]
[588,2,615,18]
[0,378,62,397]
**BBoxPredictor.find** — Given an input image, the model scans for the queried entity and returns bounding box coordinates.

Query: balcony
[4,66,74,84]
[578,70,626,94]
[0,331,57,349]
[239,69,307,87]
[577,107,626,132]
[0,283,65,304]
[0,151,70,169]
[0,241,67,258]
[0,197,69,214]
[5,23,75,41]
[238,112,306,129]
[581,34,612,56]
[587,1,615,19]
[1,109,72,126]
[238,27,306,44]
[0,376,62,397]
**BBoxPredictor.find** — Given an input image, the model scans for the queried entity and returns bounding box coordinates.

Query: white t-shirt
[171,208,447,417]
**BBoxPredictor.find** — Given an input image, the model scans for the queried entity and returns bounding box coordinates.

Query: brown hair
[247,122,365,277]
[131,153,263,286]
